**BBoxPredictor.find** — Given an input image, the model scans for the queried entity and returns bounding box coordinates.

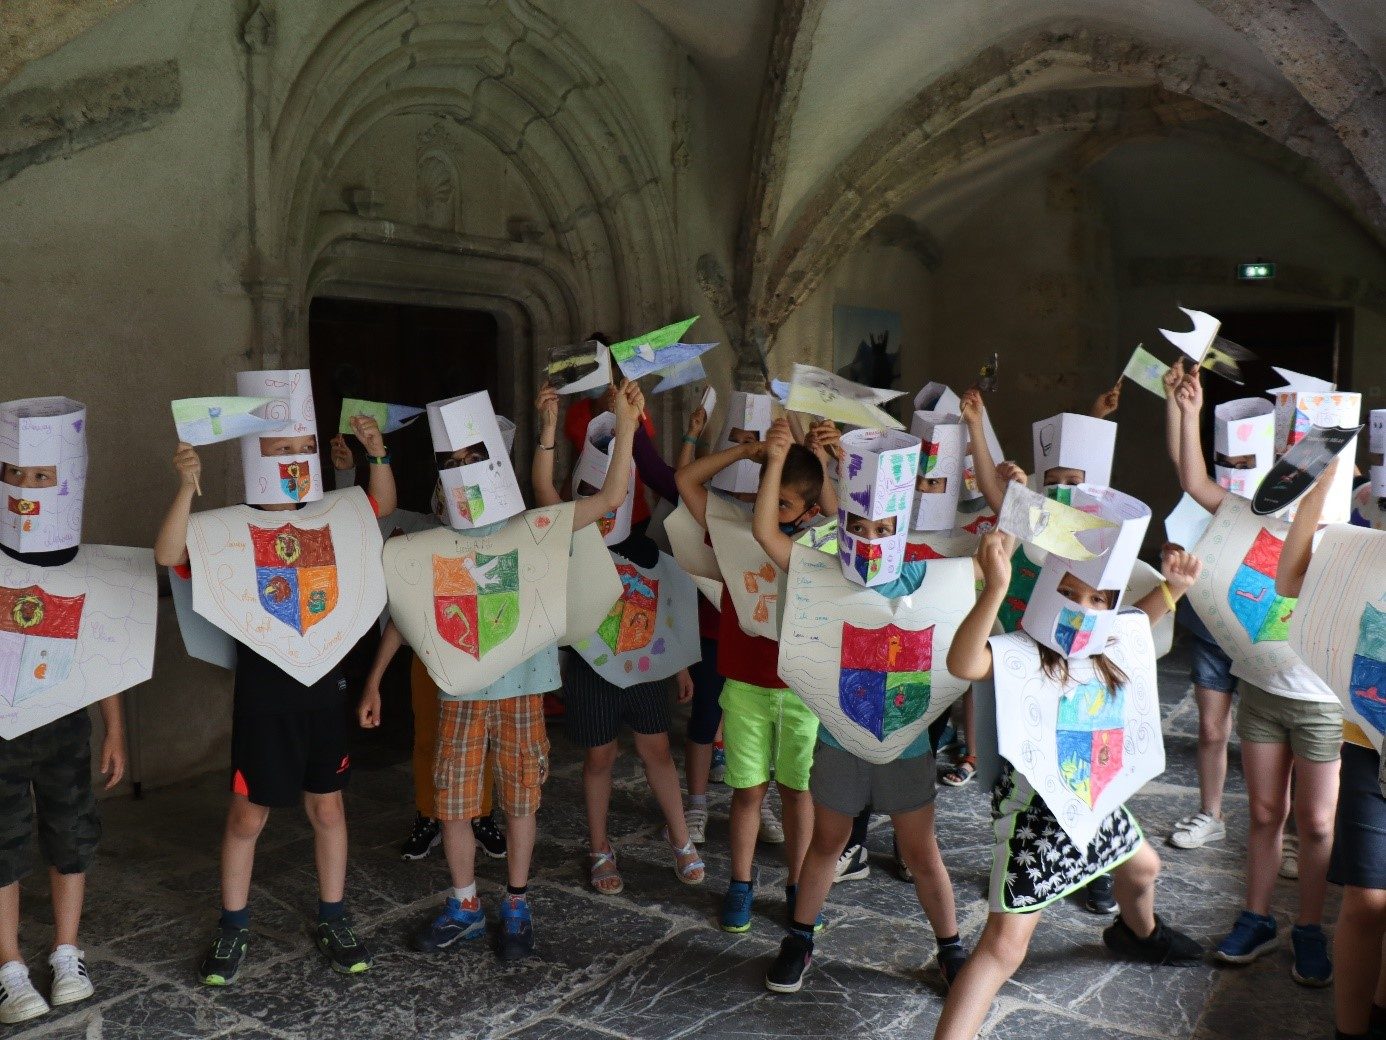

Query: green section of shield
[477,591,519,656]
[882,671,930,736]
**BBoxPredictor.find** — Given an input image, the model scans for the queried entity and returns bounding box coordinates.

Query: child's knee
[585,743,619,773]
[633,732,672,767]
[1120,844,1160,888]
[304,793,345,831]
[227,799,270,840]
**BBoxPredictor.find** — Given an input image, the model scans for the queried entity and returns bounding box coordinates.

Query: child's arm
[531,384,562,507]
[352,415,397,516]
[961,388,1009,516]
[751,419,797,571]
[97,694,127,790]
[805,419,842,516]
[1174,368,1227,514]
[633,425,679,505]
[331,434,358,490]
[1162,359,1185,469]
[1091,377,1123,419]
[674,441,765,529]
[153,443,201,568]
[948,530,1012,681]
[1277,458,1337,597]
[359,620,406,729]
[573,381,642,531]
[1132,545,1202,624]
[676,405,708,471]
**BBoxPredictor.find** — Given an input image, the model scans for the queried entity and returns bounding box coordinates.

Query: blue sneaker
[497,895,535,961]
[1290,923,1333,987]
[1213,910,1279,964]
[412,897,486,952]
[784,885,825,933]
[721,880,754,933]
[710,746,727,784]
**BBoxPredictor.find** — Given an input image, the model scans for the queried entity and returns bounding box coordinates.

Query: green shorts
[718,679,819,791]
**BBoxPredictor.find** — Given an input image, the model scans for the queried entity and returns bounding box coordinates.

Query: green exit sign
[1237,262,1276,280]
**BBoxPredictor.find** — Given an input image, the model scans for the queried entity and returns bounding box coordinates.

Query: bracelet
[682,435,702,446]
[367,454,391,465]
[539,443,556,451]
[1159,581,1178,613]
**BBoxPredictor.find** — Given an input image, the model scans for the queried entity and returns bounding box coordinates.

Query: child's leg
[1240,740,1294,915]
[304,792,348,904]
[0,883,19,964]
[411,658,440,819]
[789,804,853,928]
[505,813,536,889]
[720,680,774,883]
[729,784,768,881]
[892,805,959,937]
[1289,754,1340,926]
[48,869,84,949]
[934,911,1042,1040]
[1111,842,1161,937]
[774,689,821,887]
[778,785,814,887]
[441,819,478,890]
[433,700,489,891]
[633,731,693,847]
[582,742,620,853]
[1335,886,1386,1035]
[497,694,548,890]
[1194,685,1234,819]
[684,640,721,802]
[221,796,271,912]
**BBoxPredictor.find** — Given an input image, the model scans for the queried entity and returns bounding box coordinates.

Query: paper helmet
[1273,389,1361,524]
[235,370,322,506]
[908,411,965,532]
[426,391,525,530]
[0,397,88,553]
[1021,485,1151,660]
[709,392,773,494]
[914,382,1003,502]
[1371,409,1385,498]
[1213,398,1275,500]
[833,429,920,587]
[497,416,517,456]
[1032,412,1116,492]
[570,411,634,545]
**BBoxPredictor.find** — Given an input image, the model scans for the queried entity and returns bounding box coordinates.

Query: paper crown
[1371,409,1385,498]
[833,428,920,588]
[570,411,634,545]
[908,411,964,532]
[1273,389,1361,524]
[709,392,773,494]
[234,370,322,506]
[426,391,525,530]
[1213,398,1275,501]
[0,396,88,552]
[1032,412,1116,489]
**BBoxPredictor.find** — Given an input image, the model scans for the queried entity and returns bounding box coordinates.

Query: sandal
[589,846,624,895]
[663,827,705,886]
[940,755,977,787]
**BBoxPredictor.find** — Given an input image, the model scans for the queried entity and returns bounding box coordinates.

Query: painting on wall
[833,306,904,417]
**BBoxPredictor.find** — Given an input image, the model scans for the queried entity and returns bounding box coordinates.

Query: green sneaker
[199,925,249,986]
[315,916,373,974]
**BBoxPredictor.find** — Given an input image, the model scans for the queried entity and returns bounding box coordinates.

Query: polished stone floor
[8,647,1335,1039]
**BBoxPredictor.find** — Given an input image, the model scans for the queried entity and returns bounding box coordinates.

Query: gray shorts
[0,710,100,887]
[809,739,937,817]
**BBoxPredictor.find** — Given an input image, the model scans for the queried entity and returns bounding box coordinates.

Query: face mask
[779,504,814,536]
[1052,598,1106,657]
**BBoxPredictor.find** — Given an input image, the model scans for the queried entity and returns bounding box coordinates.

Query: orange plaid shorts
[433,695,550,821]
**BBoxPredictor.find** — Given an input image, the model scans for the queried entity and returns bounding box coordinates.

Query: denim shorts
[1179,601,1235,694]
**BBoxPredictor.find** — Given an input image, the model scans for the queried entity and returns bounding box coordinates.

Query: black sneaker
[401,813,441,861]
[315,916,373,974]
[936,942,969,990]
[1103,914,1204,965]
[199,925,249,986]
[472,811,508,859]
[765,933,813,993]
[1083,874,1117,914]
[497,896,534,961]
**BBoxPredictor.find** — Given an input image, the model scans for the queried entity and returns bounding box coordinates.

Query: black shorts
[1328,742,1386,891]
[564,657,671,748]
[0,710,100,887]
[231,704,351,809]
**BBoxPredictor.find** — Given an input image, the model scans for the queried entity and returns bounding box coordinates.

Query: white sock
[452,884,477,904]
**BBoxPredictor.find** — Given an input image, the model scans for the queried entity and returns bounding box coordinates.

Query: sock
[688,793,708,809]
[730,878,752,889]
[317,899,346,923]
[220,906,249,931]
[506,883,528,898]
[937,933,962,952]
[451,884,478,908]
[789,919,817,942]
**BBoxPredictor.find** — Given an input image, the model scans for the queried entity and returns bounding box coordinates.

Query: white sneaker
[1280,834,1300,880]
[48,946,93,1007]
[759,797,785,845]
[834,843,870,883]
[685,806,708,845]
[0,961,49,1025]
[1169,811,1227,849]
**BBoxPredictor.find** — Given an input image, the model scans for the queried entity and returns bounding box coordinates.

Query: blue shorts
[1178,600,1235,694]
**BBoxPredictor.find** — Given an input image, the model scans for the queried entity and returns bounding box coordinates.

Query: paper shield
[571,551,700,687]
[705,493,785,639]
[778,542,975,764]
[665,501,724,607]
[561,524,624,647]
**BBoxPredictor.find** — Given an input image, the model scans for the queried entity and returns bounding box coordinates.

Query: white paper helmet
[908,412,964,532]
[709,392,773,494]
[1032,412,1117,497]
[570,410,634,544]
[1021,485,1151,660]
[427,391,525,530]
[833,428,920,587]
[0,397,88,553]
[915,382,1003,502]
[1370,409,1385,498]
[235,370,322,506]
[1273,389,1361,524]
[1213,398,1275,500]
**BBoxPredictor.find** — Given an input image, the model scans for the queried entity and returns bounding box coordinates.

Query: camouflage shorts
[0,710,100,887]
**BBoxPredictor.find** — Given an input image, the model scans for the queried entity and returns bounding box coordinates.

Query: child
[0,397,144,1023]
[154,370,397,985]
[359,383,641,960]
[674,398,828,932]
[1172,367,1344,986]
[531,384,703,893]
[932,521,1205,1040]
[752,418,968,993]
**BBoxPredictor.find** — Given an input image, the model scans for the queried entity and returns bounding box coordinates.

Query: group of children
[0,313,1379,1040]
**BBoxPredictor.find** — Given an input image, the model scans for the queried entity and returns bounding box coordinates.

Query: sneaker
[759,794,785,845]
[1290,924,1333,987]
[472,812,508,859]
[47,946,93,1006]
[497,896,535,961]
[1213,910,1279,964]
[784,885,825,933]
[0,962,48,1025]
[1169,811,1226,850]
[721,880,755,933]
[685,805,708,845]
[709,745,727,784]
[765,933,813,993]
[834,843,870,883]
[401,812,441,861]
[1280,835,1300,880]
[936,942,969,990]
[413,897,487,952]
[315,915,373,974]
[1084,874,1117,914]
[198,925,249,986]
[1103,914,1205,965]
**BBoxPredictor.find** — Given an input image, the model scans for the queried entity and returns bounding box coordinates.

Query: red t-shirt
[564,398,656,525]
[716,587,783,689]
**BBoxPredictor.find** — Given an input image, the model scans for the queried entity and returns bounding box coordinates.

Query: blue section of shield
[839,667,886,740]
[256,566,301,632]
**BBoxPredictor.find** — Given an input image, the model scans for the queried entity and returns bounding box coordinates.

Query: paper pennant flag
[548,340,612,395]
[650,356,707,394]
[338,398,424,435]
[784,363,905,430]
[996,482,1117,561]
[699,386,717,418]
[1159,307,1221,362]
[1123,344,1170,398]
[1252,423,1364,516]
[607,318,701,378]
[1270,366,1336,395]
[171,396,289,446]
[977,352,1000,392]
[1201,336,1258,385]
[769,379,791,404]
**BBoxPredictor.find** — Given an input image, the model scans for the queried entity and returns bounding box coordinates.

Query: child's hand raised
[686,405,708,439]
[172,442,202,490]
[535,383,560,428]
[1161,545,1202,594]
[977,530,1014,588]
[960,388,984,427]
[349,415,386,458]
[613,379,645,429]
[806,419,842,464]
[1092,378,1123,419]
[1175,366,1203,415]
[766,418,794,463]
[1162,357,1185,397]
[996,461,1028,486]
[330,434,354,471]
